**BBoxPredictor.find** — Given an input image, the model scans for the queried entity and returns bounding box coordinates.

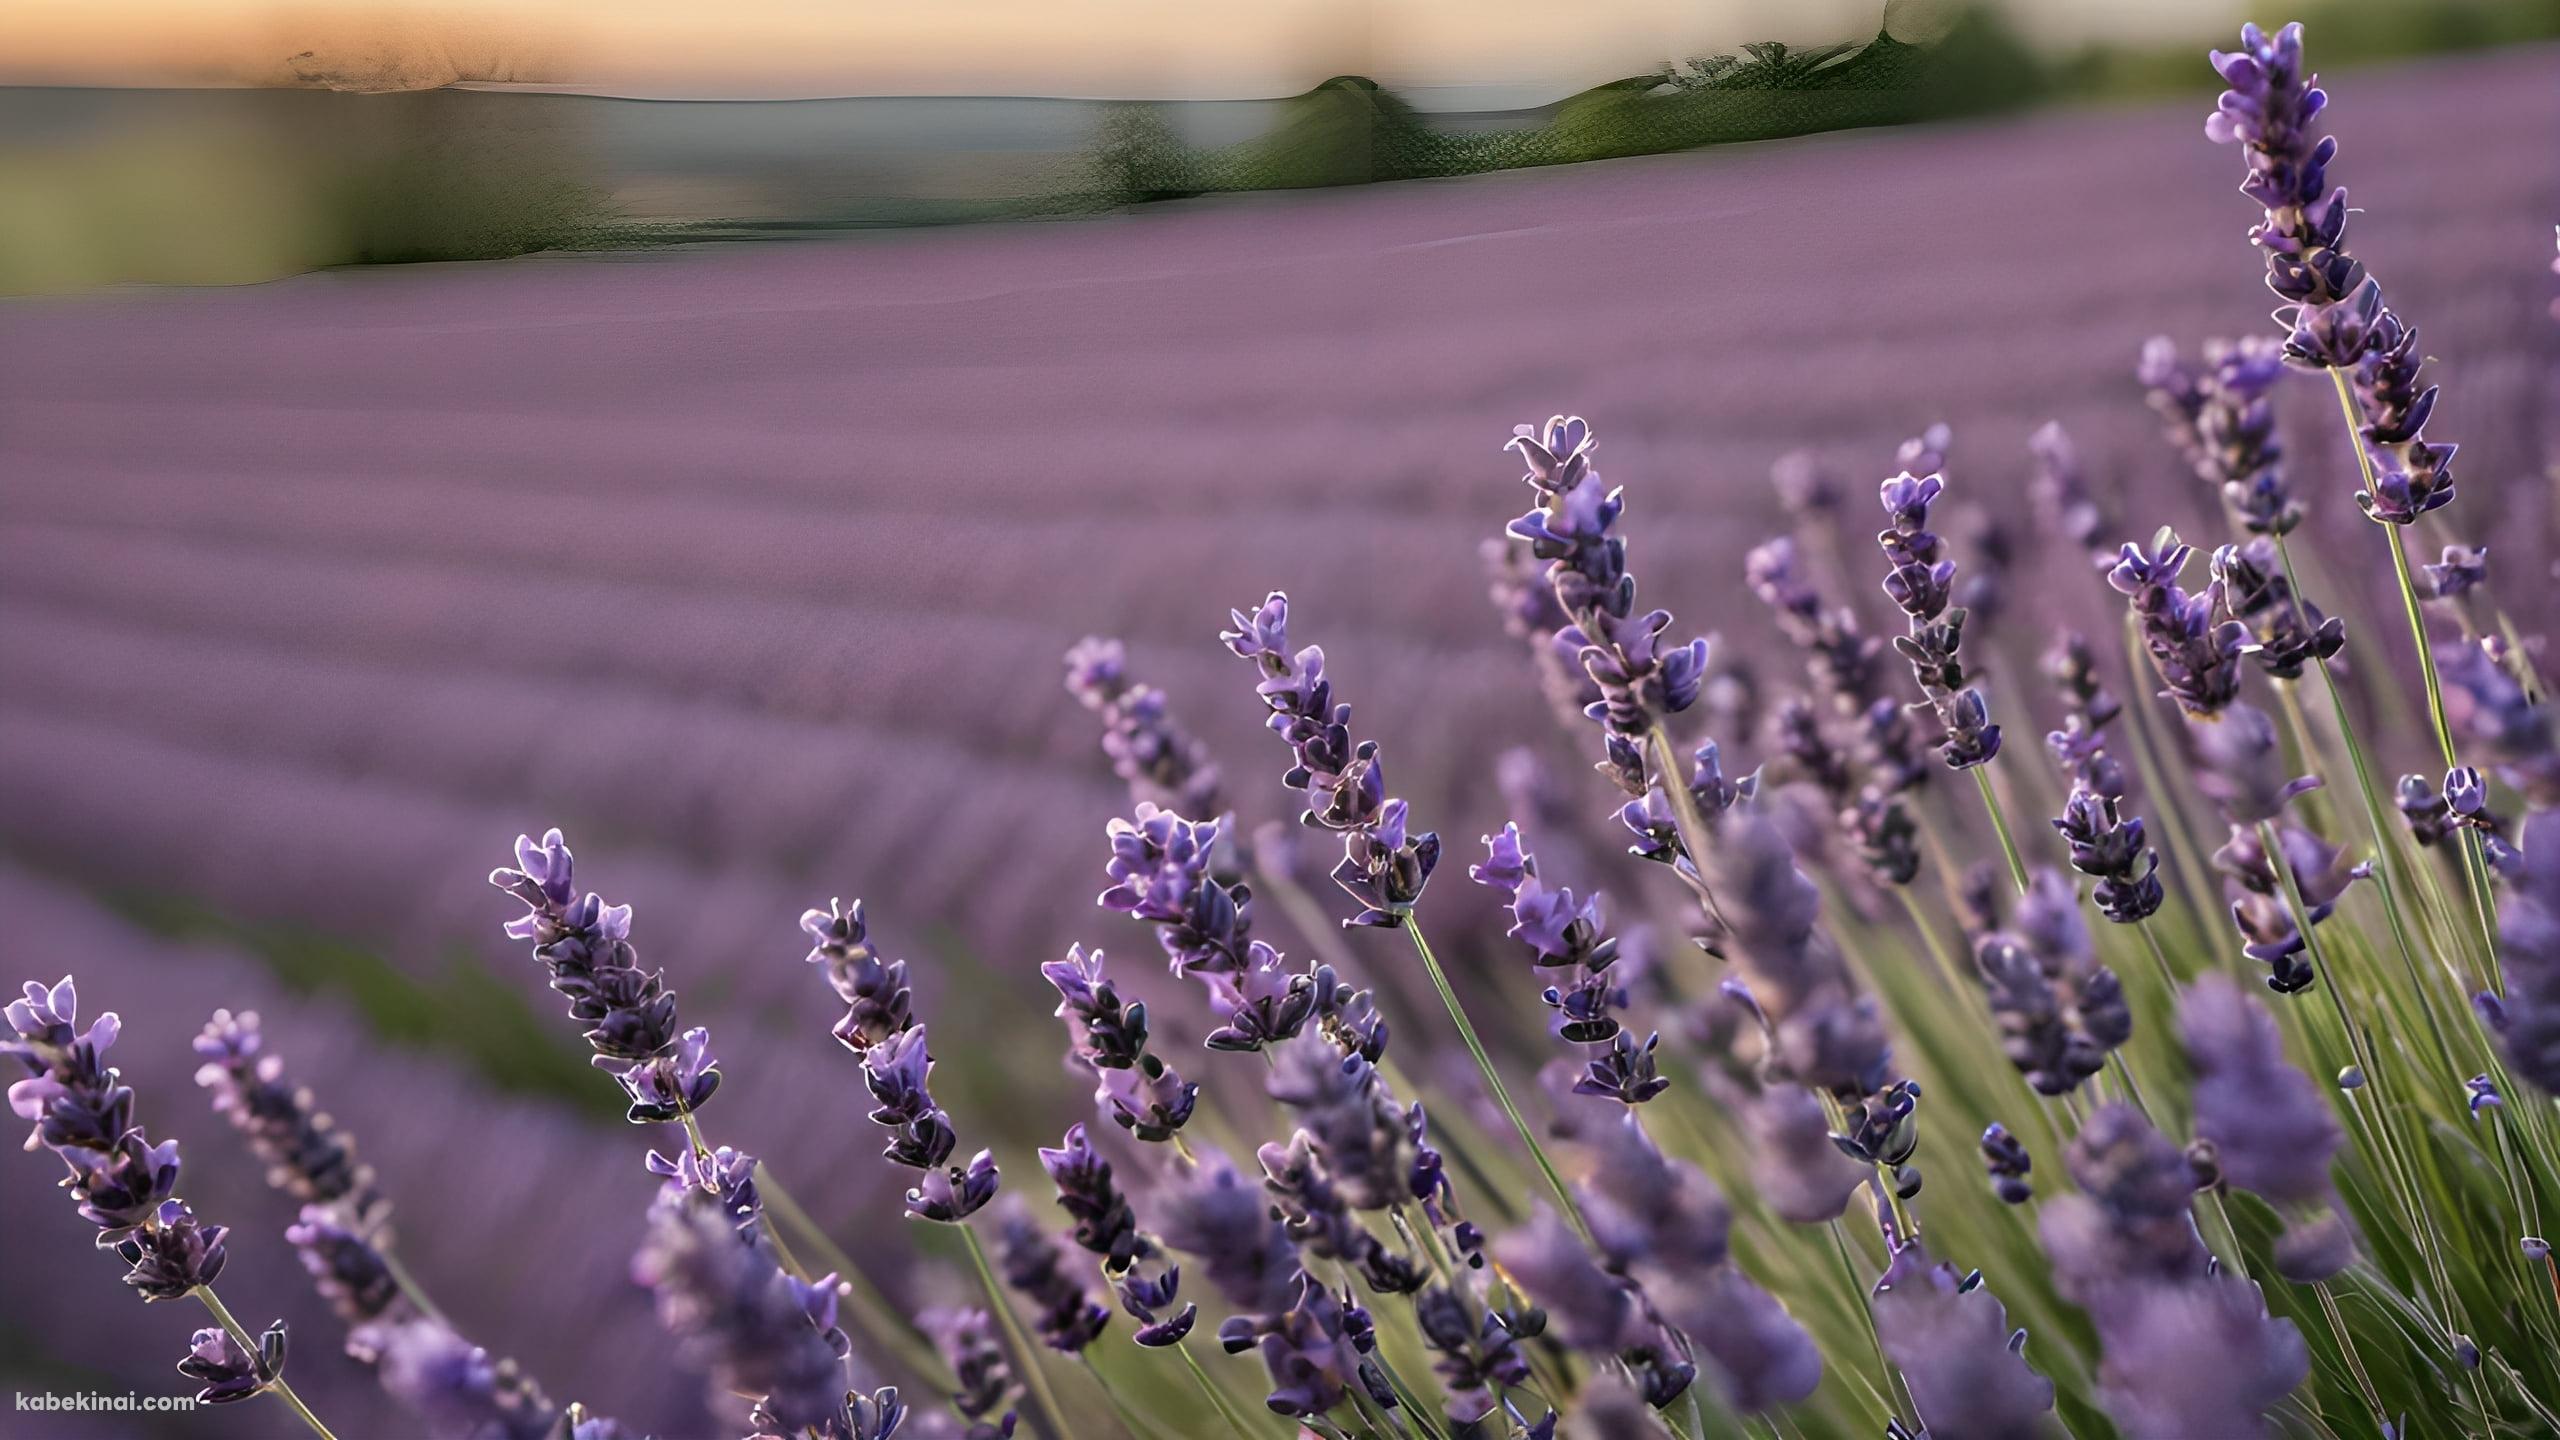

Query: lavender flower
[802,899,913,1051]
[2180,976,2355,1279]
[1742,1086,1868,1224]
[2141,336,2302,536]
[1970,934,2109,1097]
[2110,534,2248,717]
[1876,464,2001,769]
[1500,417,1709,746]
[2046,634,2163,924]
[924,1308,1019,1439]
[491,830,720,1125]
[1153,1147,1301,1318]
[858,1027,999,1223]
[635,1193,876,1439]
[178,1320,288,1405]
[2481,811,2560,1094]
[2440,640,2560,806]
[1871,1230,2056,1440]
[2211,539,2343,681]
[1041,944,1201,1144]
[1249,1273,1395,1420]
[192,1009,379,1218]
[2214,821,2361,996]
[287,1204,399,1325]
[1222,592,1441,926]
[6,976,230,1299]
[2208,22,2456,518]
[1413,1285,1530,1422]
[358,1317,565,1440]
[1037,1123,1149,1271]
[1097,805,1317,1051]
[2028,421,2108,560]
[1063,636,1227,819]
[2098,1279,2312,1440]
[1981,1123,2035,1204]
[2422,545,2489,603]
[1469,824,1667,1104]
[1116,1264,1198,1348]
[1482,535,1603,729]
[1257,1131,1423,1295]
[995,1197,1111,1354]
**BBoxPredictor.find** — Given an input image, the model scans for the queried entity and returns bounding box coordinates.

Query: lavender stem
[195,1286,338,1440]
[1970,765,2030,896]
[1399,916,1590,1245]
[1172,1340,1265,1440]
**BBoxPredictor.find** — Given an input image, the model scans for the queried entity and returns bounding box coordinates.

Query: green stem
[197,1286,339,1440]
[1176,1340,1267,1440]
[1648,726,1730,927]
[961,1221,1077,1440]
[1971,763,2030,896]
[1401,916,1592,1245]
[379,1248,449,1329]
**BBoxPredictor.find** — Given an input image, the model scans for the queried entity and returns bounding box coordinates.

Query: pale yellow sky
[1,0,2245,98]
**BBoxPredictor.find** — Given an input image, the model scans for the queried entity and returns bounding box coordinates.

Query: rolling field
[1,47,2553,1436]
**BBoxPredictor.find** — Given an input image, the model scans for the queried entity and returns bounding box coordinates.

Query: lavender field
[2,42,2556,1440]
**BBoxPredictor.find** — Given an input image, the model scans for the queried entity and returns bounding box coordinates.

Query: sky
[2,0,2248,99]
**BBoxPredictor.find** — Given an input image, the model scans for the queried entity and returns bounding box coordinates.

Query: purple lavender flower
[1468,824,1668,1104]
[1876,463,2001,770]
[178,1320,288,1405]
[994,1197,1110,1354]
[2208,22,2457,518]
[1500,417,1708,744]
[2110,534,2249,718]
[1116,1264,1197,1347]
[1871,1230,2056,1440]
[2180,976,2355,1279]
[2039,1105,2211,1300]
[2141,336,2302,536]
[1981,1123,2035,1204]
[2028,421,2109,561]
[1263,1034,1423,1214]
[1223,592,1441,927]
[5,977,238,1308]
[1971,934,2109,1097]
[2205,24,2359,327]
[2440,641,2560,806]
[192,1009,378,1216]
[2422,545,2489,603]
[1742,1087,1868,1224]
[2211,539,2344,681]
[802,898,913,1051]
[2482,811,2560,1093]
[288,1204,400,1325]
[1489,1209,1635,1357]
[356,1316,566,1440]
[635,1193,870,1439]
[1096,805,1320,1052]
[1153,1147,1302,1318]
[854,1025,999,1223]
[2101,1278,2312,1440]
[1482,535,1604,729]
[2214,821,2361,996]
[1063,635,1227,819]
[1257,1131,1423,1295]
[925,1308,1020,1438]
[1412,1284,1530,1423]
[1037,1123,1149,1271]
[490,830,718,1124]
[1248,1273,1395,1420]
[1041,945,1152,1071]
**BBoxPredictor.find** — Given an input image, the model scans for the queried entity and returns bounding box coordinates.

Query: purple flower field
[1,37,2556,1440]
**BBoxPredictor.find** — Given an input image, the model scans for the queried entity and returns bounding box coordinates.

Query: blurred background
[1,0,2555,1434]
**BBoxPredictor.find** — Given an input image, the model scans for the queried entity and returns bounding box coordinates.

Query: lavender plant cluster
[5,26,2560,1440]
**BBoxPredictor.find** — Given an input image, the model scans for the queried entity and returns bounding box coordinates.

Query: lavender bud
[192,1009,378,1214]
[634,1195,853,1438]
[802,898,913,1049]
[2424,546,2489,602]
[1871,1234,2056,1440]
[1063,635,1227,819]
[177,1319,289,1405]
[1037,1123,1149,1271]
[995,1198,1110,1354]
[1153,1148,1301,1316]
[925,1308,1020,1435]
[288,1205,400,1325]
[1981,1123,2035,1204]
[2181,976,2355,1280]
